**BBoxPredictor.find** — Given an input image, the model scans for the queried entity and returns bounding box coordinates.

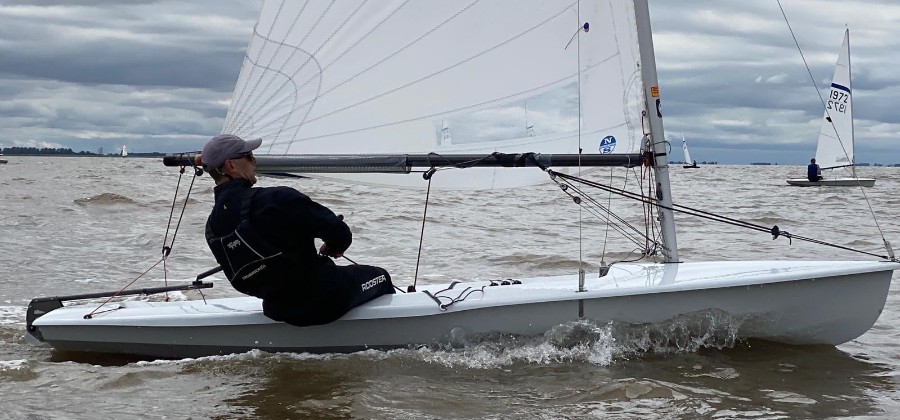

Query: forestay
[223,0,647,189]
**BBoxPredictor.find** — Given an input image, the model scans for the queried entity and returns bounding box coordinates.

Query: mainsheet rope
[85,165,206,317]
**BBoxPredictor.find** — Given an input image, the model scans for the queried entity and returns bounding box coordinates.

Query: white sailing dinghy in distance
[681,135,699,168]
[27,1,898,359]
[787,29,875,187]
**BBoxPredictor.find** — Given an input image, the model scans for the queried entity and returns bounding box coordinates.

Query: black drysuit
[205,179,394,326]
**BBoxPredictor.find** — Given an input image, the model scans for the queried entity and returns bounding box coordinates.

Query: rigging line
[162,167,200,260]
[159,166,184,296]
[167,164,204,292]
[775,1,853,170]
[161,167,186,255]
[641,116,663,258]
[550,167,661,255]
[411,172,434,292]
[640,158,654,254]
[555,173,650,249]
[559,170,772,233]
[431,286,487,311]
[553,176,650,247]
[162,257,169,302]
[552,170,891,259]
[83,257,166,319]
[158,166,200,299]
[600,167,616,262]
[615,167,648,248]
[557,187,649,249]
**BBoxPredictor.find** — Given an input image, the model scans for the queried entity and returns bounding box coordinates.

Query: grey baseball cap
[201,134,262,168]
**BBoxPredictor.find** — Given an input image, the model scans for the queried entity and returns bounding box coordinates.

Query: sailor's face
[226,153,257,184]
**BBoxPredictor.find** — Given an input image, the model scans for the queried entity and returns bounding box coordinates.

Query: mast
[846,28,857,178]
[634,0,678,262]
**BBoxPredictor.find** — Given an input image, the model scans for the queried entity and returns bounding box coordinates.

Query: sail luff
[634,0,678,262]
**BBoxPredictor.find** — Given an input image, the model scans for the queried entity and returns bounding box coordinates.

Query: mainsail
[221,0,648,189]
[815,29,853,170]
[682,136,693,165]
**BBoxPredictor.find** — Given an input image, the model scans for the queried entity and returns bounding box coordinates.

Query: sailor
[201,134,395,327]
[807,158,823,182]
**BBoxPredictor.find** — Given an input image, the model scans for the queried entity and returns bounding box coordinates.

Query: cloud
[0,0,898,164]
[0,0,259,152]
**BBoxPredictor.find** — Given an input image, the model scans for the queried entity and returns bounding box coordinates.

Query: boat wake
[407,310,745,368]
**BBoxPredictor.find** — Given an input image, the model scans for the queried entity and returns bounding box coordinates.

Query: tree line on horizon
[1,146,93,155]
[0,146,164,157]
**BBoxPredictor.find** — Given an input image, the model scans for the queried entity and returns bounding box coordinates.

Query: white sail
[121,146,128,157]
[223,0,646,188]
[682,136,693,164]
[814,29,853,170]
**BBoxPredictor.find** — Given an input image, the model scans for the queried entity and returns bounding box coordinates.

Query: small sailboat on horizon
[787,29,875,187]
[681,134,699,168]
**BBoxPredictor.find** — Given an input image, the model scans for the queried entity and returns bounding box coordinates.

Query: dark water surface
[2,157,899,419]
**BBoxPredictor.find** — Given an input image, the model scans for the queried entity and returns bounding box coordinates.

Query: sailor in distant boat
[807,158,823,182]
[200,134,395,327]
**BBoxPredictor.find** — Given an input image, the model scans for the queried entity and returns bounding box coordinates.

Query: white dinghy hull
[29,260,897,359]
[786,177,875,187]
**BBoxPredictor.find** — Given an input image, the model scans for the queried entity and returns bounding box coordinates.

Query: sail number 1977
[827,90,849,114]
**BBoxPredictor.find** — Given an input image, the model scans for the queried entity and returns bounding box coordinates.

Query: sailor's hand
[319,243,344,259]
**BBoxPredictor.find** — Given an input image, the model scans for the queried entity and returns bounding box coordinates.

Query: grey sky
[0,0,898,164]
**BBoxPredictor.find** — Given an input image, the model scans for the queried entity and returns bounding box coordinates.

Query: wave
[74,193,135,205]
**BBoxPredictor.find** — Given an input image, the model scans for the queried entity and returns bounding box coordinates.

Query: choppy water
[2,156,899,419]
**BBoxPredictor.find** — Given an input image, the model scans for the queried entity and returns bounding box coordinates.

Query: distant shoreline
[2,153,167,158]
